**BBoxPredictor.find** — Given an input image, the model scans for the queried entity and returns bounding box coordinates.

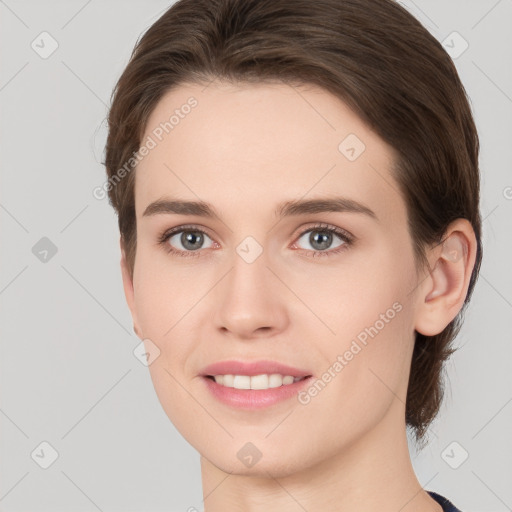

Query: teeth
[212,374,305,390]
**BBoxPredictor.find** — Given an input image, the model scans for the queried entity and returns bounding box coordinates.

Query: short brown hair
[103,0,483,445]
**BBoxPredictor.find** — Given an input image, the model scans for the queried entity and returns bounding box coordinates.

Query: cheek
[289,239,416,343]
[132,248,201,337]
[305,245,417,403]
[131,248,216,392]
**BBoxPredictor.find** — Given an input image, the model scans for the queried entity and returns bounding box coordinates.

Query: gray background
[0,1,511,511]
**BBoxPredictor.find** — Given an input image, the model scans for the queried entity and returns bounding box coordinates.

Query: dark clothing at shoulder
[428,490,462,512]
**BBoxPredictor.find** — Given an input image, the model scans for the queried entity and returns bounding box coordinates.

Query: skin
[120,80,477,512]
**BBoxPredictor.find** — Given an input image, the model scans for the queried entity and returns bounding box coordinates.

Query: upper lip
[200,360,312,378]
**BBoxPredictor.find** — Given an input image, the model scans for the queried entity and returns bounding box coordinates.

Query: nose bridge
[226,236,273,304]
[212,235,288,336]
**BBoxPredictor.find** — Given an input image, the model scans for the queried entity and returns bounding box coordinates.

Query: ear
[120,236,142,338]
[414,219,477,336]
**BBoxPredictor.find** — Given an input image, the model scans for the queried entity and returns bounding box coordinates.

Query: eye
[158,222,353,259]
[158,225,215,257]
[292,223,353,257]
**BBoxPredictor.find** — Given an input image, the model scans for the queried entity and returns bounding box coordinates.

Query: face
[122,80,423,476]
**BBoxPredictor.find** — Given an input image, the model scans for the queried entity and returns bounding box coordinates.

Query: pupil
[182,231,203,250]
[311,231,331,250]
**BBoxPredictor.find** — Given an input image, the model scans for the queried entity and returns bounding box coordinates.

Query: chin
[199,439,323,479]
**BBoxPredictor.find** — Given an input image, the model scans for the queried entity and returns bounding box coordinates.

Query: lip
[201,374,313,409]
[199,359,314,409]
[199,359,312,378]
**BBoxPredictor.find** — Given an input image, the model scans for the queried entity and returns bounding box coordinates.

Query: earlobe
[119,236,142,338]
[414,220,476,337]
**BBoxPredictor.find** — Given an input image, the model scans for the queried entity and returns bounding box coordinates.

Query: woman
[103,1,482,510]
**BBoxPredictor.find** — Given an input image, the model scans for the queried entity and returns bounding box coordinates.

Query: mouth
[201,373,314,409]
[204,374,312,390]
[198,360,314,408]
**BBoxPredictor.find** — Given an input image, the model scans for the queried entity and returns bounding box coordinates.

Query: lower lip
[201,376,313,409]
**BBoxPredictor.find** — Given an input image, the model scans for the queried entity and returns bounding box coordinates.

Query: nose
[212,247,289,340]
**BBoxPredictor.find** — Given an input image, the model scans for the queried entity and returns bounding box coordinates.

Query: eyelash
[157,222,354,259]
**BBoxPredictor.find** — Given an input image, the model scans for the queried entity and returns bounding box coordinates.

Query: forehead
[134,80,403,223]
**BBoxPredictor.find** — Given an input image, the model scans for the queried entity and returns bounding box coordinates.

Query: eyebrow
[142,196,378,221]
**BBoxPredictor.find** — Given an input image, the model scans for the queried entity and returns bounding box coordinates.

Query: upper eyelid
[162,224,214,240]
[296,223,352,237]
